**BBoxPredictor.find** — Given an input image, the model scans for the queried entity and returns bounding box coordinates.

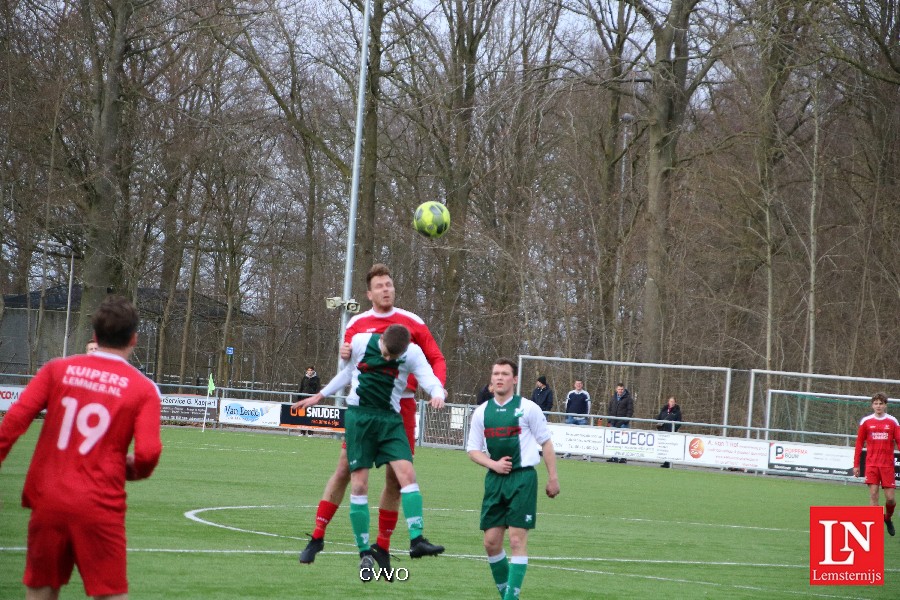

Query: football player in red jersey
[0,296,162,599]
[853,392,900,536]
[295,264,446,571]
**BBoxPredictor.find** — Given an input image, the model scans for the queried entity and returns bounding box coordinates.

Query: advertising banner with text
[160,394,218,423]
[0,385,25,411]
[218,399,282,428]
[685,436,770,470]
[280,403,345,432]
[547,424,685,461]
[768,442,854,476]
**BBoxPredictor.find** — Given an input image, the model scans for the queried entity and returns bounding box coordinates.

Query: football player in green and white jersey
[297,324,446,581]
[466,358,560,599]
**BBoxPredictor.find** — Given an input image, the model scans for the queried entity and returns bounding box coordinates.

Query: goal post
[517,355,733,434]
[747,369,900,441]
[765,389,900,446]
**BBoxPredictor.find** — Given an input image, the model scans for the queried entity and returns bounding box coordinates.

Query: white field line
[0,547,886,600]
[4,503,892,600]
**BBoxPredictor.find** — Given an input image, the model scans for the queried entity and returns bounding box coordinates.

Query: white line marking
[0,543,895,599]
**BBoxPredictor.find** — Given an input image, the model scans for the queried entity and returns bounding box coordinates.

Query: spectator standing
[564,380,591,425]
[476,383,494,405]
[606,383,634,463]
[656,396,682,468]
[531,376,554,412]
[298,365,321,397]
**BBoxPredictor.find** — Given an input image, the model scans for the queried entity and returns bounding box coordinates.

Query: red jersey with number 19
[0,351,162,516]
[853,413,900,469]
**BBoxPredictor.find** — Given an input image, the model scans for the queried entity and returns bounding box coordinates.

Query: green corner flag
[207,373,216,394]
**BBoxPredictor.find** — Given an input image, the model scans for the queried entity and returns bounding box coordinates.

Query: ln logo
[810,506,884,585]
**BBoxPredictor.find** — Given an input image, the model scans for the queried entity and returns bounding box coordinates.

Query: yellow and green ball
[413,201,450,238]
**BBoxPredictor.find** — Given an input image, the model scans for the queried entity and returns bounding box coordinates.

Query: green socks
[400,483,424,540]
[349,495,370,552]
[502,557,527,599]
[488,552,510,598]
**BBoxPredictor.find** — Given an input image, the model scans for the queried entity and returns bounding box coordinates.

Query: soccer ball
[413,201,450,238]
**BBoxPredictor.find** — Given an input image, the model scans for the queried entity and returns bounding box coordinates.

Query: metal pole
[722,367,731,437]
[516,355,524,396]
[62,252,75,357]
[746,369,756,438]
[338,0,373,362]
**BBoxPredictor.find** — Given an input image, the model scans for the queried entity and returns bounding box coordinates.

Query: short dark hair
[493,358,518,377]
[92,295,139,349]
[382,324,411,356]
[616,382,625,388]
[366,263,392,290]
[872,392,888,404]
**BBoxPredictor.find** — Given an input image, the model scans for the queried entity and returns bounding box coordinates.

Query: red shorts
[342,397,417,455]
[25,507,127,596]
[865,465,896,488]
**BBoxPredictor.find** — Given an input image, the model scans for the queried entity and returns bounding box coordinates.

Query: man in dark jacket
[606,383,634,463]
[476,383,493,405]
[657,396,682,468]
[298,366,321,397]
[531,376,554,412]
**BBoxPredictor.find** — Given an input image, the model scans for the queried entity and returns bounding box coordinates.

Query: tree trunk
[74,0,134,347]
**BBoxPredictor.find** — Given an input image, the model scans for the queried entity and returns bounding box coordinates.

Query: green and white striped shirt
[318,333,445,413]
[466,395,551,469]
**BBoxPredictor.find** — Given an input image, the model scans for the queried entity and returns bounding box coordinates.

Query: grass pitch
[1,426,898,599]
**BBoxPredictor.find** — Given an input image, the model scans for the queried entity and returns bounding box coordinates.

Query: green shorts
[479,467,538,530]
[345,406,412,472]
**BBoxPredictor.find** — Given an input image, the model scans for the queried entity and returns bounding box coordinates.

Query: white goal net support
[747,369,900,445]
[764,390,900,446]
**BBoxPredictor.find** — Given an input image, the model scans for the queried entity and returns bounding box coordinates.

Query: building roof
[2,285,254,322]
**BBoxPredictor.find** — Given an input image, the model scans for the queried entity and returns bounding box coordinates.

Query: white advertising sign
[0,385,25,411]
[547,424,687,461]
[548,424,605,456]
[218,399,282,428]
[161,394,218,408]
[684,436,769,470]
[767,442,854,476]
[603,427,686,461]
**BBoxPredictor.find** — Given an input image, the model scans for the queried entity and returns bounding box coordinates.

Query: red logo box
[810,506,884,585]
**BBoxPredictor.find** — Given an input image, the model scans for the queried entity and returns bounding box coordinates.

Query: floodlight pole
[337,0,372,378]
[61,251,75,357]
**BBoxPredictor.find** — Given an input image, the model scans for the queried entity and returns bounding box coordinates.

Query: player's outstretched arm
[293,393,323,409]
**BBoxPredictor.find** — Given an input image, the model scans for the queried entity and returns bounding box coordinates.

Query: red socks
[376,509,399,550]
[312,500,339,539]
[887,502,896,520]
[311,502,399,547]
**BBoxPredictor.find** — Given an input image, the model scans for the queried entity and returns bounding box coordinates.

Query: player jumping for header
[295,324,446,581]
